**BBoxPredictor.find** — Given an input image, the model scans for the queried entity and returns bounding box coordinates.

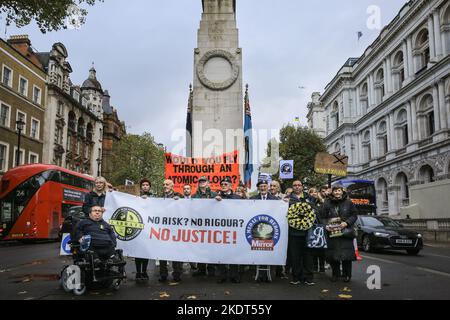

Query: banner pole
[328,174,332,188]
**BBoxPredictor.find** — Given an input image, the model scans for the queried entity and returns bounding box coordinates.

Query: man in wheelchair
[61,205,126,295]
[73,205,120,263]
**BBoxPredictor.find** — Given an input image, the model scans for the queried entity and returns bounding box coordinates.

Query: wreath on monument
[287,202,316,231]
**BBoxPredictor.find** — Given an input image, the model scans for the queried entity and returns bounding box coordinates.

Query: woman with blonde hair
[82,176,109,217]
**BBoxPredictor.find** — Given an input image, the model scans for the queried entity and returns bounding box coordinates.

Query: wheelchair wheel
[73,285,87,296]
[60,266,72,293]
[110,279,122,291]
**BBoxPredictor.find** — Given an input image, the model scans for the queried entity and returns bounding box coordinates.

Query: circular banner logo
[245,215,281,251]
[109,207,145,241]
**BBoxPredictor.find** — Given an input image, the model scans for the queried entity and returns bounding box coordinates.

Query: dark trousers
[329,260,352,278]
[313,251,326,272]
[288,235,313,282]
[217,264,239,280]
[135,258,149,274]
[197,263,216,275]
[159,260,183,278]
[92,245,115,260]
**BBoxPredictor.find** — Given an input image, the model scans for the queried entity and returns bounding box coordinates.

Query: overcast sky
[2,0,406,177]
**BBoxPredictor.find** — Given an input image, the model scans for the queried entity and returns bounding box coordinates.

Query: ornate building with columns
[308,0,450,218]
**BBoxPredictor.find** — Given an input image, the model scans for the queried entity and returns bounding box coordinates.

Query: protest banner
[314,152,349,177]
[165,151,240,194]
[104,191,289,265]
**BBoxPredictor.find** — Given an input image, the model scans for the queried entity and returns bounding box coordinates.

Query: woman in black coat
[82,177,108,217]
[320,185,358,283]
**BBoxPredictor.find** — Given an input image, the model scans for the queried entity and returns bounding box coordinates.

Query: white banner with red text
[103,192,289,265]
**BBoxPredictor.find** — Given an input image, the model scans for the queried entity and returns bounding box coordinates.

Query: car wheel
[407,249,420,256]
[362,235,372,252]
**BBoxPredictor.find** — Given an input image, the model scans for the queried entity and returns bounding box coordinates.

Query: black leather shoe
[343,276,351,283]
[217,278,227,284]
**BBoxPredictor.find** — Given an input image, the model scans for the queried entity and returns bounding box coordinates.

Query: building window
[414,28,430,72]
[0,103,10,127]
[31,118,40,140]
[395,109,409,148]
[396,172,409,207]
[377,121,388,155]
[392,51,405,91]
[16,111,26,135]
[57,101,64,116]
[73,91,80,102]
[417,94,435,139]
[19,76,28,96]
[360,83,369,115]
[29,152,39,164]
[2,65,13,87]
[57,74,62,88]
[375,68,385,104]
[33,86,42,105]
[13,147,25,167]
[362,131,371,163]
[419,165,435,184]
[0,142,8,172]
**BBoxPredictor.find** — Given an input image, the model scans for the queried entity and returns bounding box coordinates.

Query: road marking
[425,253,450,260]
[362,254,450,278]
[416,267,450,278]
[360,254,400,265]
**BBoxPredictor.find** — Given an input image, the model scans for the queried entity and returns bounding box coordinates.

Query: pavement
[1,241,450,300]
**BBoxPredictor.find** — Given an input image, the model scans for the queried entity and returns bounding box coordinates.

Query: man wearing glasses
[215,177,242,283]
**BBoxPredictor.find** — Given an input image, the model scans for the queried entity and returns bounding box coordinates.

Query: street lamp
[96,157,102,177]
[16,119,25,167]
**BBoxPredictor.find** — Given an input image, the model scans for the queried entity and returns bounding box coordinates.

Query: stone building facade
[37,42,104,176]
[0,36,47,177]
[307,0,450,218]
[101,90,126,180]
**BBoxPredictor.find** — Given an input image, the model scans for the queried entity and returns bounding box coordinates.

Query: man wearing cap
[215,177,242,283]
[192,176,218,277]
[193,176,217,199]
[250,180,279,282]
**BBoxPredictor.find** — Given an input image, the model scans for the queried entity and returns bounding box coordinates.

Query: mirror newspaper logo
[109,207,145,241]
[245,215,280,251]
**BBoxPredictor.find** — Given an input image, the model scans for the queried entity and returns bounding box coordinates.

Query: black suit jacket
[250,193,279,200]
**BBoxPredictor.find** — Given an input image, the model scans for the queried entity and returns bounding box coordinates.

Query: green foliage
[0,0,102,33]
[108,133,165,195]
[267,124,328,189]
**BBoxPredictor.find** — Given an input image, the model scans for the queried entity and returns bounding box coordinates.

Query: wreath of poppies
[287,202,316,231]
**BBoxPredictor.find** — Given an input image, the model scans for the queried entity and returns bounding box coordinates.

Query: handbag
[306,224,328,249]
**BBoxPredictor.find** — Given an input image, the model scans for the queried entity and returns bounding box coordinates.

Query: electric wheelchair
[60,237,127,296]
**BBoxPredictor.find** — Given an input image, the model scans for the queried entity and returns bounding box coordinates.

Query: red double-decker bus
[0,164,94,241]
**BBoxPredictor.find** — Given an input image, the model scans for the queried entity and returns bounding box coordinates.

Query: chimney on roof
[7,35,32,52]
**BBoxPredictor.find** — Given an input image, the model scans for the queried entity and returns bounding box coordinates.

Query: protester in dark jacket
[74,205,116,260]
[250,180,279,282]
[320,185,358,283]
[309,187,327,273]
[158,179,183,283]
[134,178,154,283]
[287,180,316,286]
[82,177,108,217]
[192,177,217,277]
[215,177,242,283]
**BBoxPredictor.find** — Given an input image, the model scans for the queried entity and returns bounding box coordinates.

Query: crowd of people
[77,175,358,286]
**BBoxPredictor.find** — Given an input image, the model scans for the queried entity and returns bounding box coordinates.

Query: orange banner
[165,151,240,195]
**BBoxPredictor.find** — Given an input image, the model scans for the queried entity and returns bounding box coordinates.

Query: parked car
[355,215,423,255]
[59,206,85,238]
